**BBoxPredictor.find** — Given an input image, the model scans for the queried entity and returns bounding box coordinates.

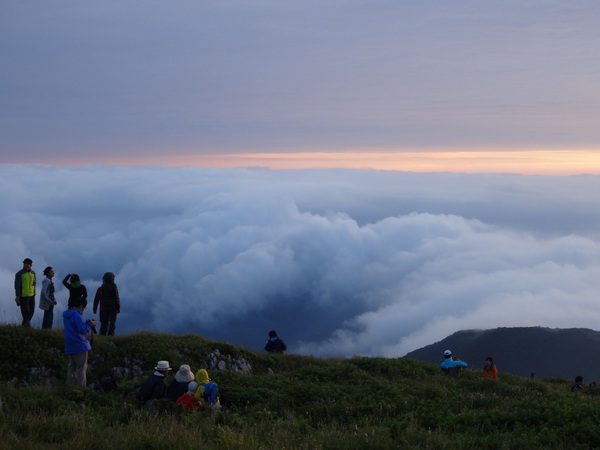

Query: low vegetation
[0,324,598,449]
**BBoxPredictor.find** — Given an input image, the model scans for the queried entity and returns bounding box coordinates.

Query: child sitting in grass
[176,382,200,412]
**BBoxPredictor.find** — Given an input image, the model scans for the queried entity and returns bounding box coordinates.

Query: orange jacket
[483,365,498,379]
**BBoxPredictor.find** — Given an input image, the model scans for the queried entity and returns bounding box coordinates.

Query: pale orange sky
[71,150,600,176]
[4,4,600,172]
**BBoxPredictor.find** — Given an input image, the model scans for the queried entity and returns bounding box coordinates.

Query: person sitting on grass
[166,364,195,401]
[176,381,200,412]
[194,369,221,410]
[138,360,173,407]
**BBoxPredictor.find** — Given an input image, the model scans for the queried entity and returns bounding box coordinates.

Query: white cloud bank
[2,165,600,356]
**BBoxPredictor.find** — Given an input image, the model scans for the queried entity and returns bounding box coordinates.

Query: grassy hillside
[0,325,598,449]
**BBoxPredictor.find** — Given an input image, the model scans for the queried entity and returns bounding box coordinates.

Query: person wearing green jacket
[15,258,36,327]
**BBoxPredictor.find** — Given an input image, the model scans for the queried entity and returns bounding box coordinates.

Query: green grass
[0,324,598,449]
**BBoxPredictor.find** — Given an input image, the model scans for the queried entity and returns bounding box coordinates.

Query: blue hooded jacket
[62,308,93,354]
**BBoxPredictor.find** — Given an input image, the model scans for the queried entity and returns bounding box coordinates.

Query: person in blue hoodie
[63,297,97,388]
[440,349,468,379]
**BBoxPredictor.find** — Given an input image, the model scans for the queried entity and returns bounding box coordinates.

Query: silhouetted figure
[63,273,88,309]
[39,266,58,329]
[93,272,121,336]
[571,375,584,392]
[264,330,287,354]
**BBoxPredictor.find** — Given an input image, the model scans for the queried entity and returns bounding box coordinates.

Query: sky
[2,165,600,357]
[2,1,600,173]
[2,2,600,357]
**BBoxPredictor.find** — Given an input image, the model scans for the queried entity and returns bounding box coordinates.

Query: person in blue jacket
[63,297,97,388]
[440,349,468,379]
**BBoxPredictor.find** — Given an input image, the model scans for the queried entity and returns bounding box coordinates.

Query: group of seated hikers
[137,361,220,411]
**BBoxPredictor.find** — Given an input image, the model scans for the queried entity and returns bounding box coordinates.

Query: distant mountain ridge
[404,327,600,381]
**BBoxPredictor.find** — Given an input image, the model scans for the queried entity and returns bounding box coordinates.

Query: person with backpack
[93,272,121,336]
[264,329,287,354]
[194,369,221,410]
[63,273,87,309]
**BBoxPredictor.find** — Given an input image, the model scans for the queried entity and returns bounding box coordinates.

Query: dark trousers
[20,296,35,327]
[42,306,54,329]
[100,309,118,336]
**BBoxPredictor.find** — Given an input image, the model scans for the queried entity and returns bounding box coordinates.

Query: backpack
[200,381,218,404]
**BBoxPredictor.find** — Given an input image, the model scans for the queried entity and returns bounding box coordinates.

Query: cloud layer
[2,165,600,356]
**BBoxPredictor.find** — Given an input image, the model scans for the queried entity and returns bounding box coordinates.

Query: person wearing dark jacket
[138,361,173,405]
[166,364,195,401]
[93,272,121,336]
[15,258,36,327]
[62,273,87,309]
[264,330,287,354]
[63,298,96,388]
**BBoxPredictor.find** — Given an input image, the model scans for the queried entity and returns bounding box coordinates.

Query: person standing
[62,273,87,309]
[63,298,97,388]
[264,330,287,354]
[440,349,468,379]
[483,356,499,380]
[39,266,58,329]
[15,258,36,327]
[93,272,121,336]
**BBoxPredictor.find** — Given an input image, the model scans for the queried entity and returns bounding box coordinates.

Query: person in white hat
[440,350,468,379]
[138,360,173,405]
[166,364,195,401]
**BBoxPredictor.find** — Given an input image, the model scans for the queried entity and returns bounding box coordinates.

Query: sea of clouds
[2,164,600,357]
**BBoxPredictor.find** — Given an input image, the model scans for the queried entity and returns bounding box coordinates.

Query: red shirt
[176,393,200,412]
